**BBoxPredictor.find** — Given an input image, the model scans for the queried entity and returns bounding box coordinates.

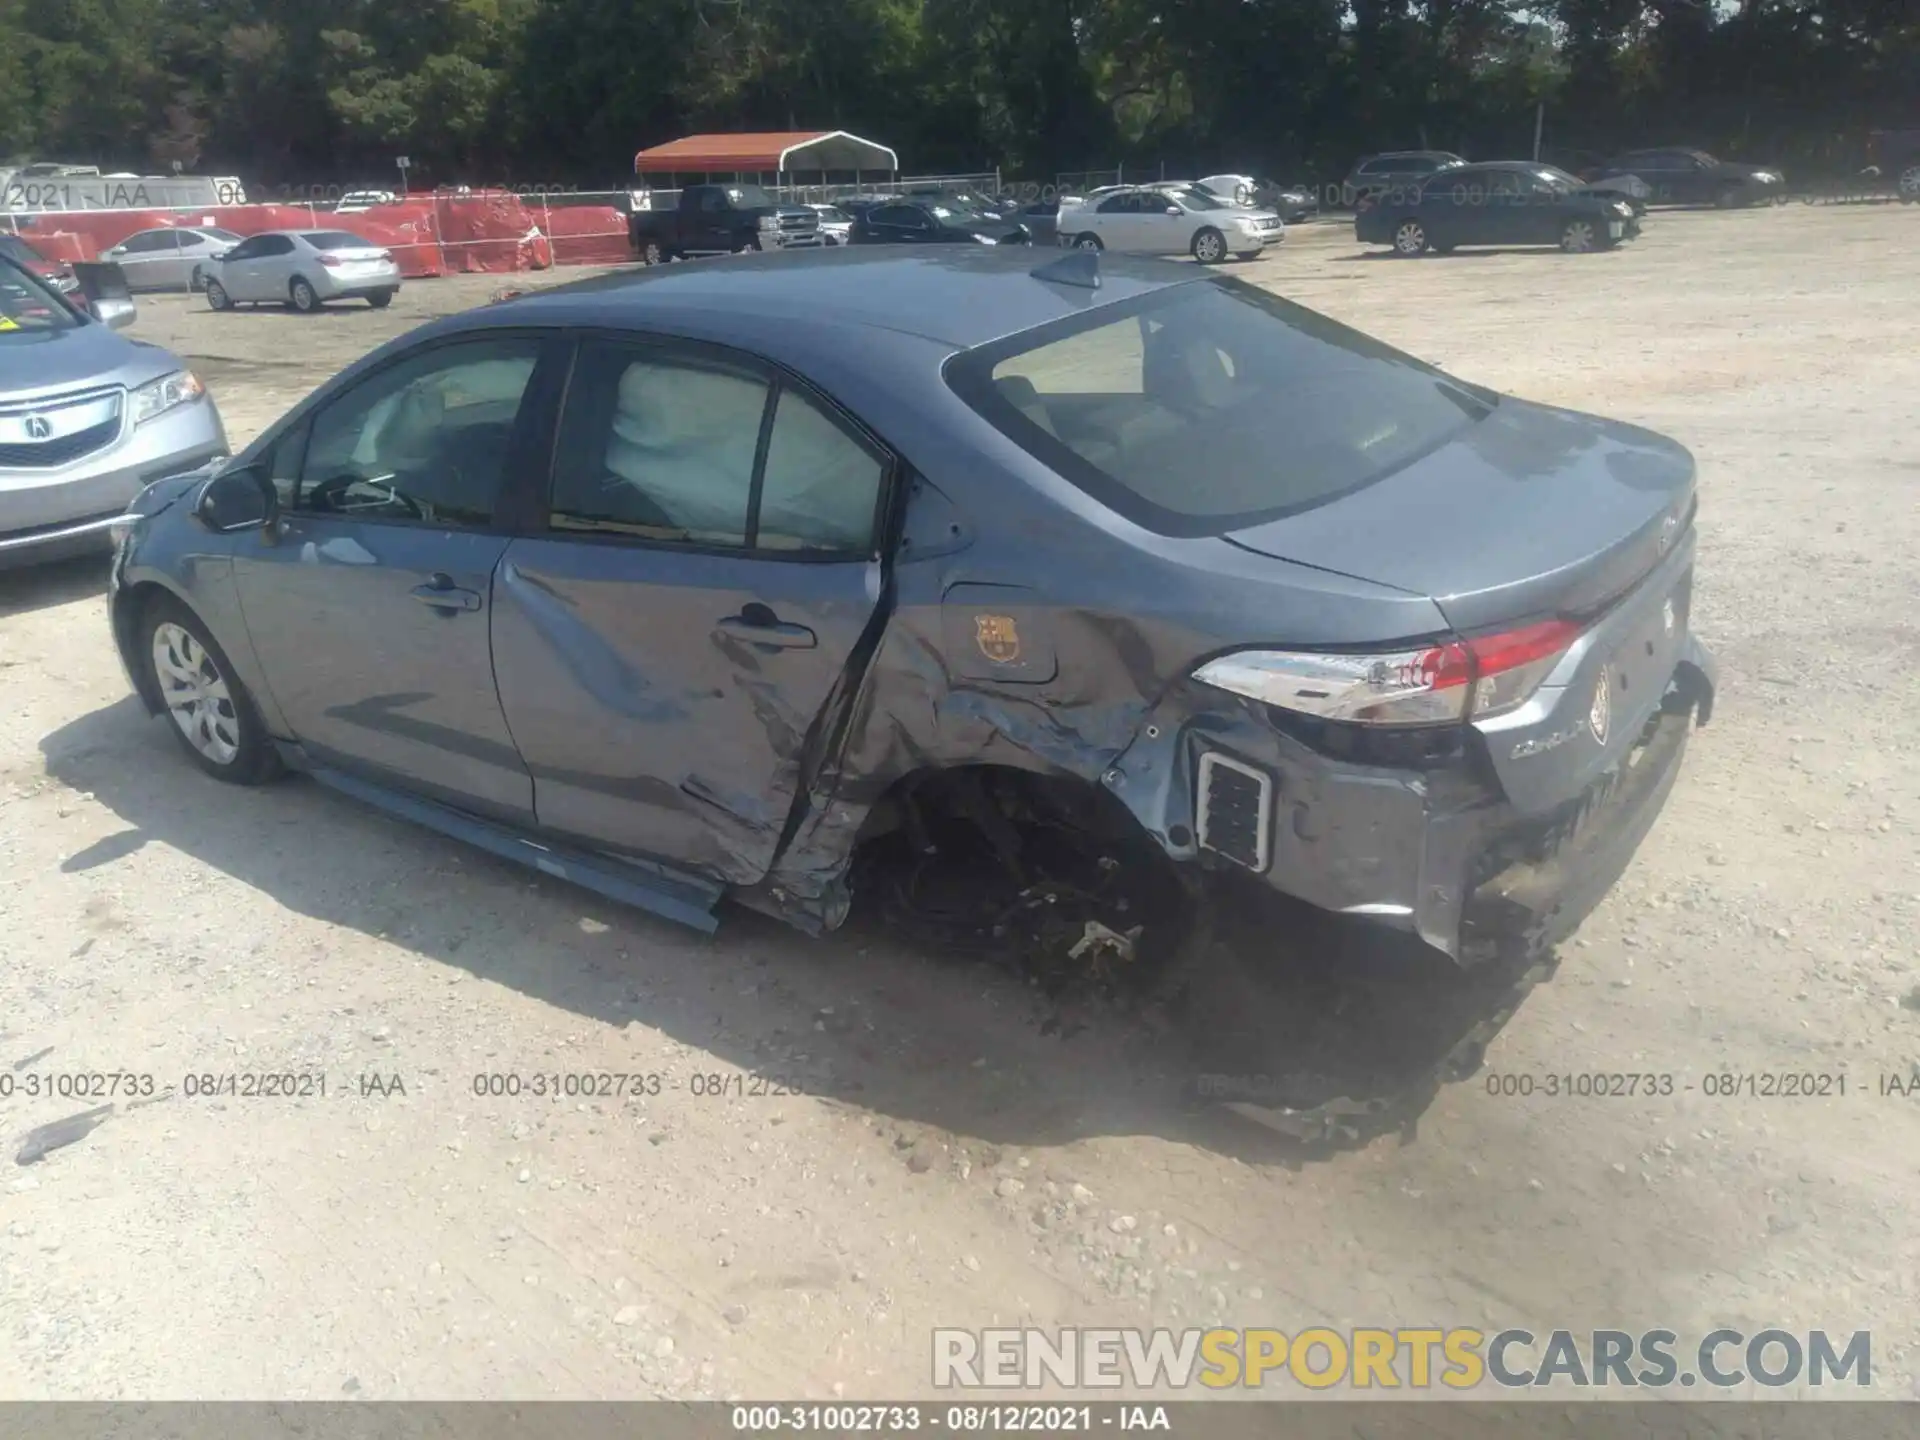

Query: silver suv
[0,257,228,567]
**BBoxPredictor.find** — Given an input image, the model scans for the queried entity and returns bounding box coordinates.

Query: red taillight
[1403,618,1582,710]
[1464,619,1584,679]
[317,253,342,267]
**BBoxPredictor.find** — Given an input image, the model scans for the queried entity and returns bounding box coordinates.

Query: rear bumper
[1169,639,1713,963]
[313,268,401,299]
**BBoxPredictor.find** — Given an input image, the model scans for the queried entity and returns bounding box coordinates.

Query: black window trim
[943,274,1498,540]
[268,327,566,535]
[537,328,898,565]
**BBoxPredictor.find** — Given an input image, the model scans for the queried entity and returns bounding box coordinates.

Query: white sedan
[201,229,402,313]
[1055,187,1283,263]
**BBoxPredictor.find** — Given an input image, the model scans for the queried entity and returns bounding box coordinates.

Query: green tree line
[3,0,1915,187]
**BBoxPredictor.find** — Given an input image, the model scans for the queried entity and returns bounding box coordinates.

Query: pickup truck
[628,183,825,263]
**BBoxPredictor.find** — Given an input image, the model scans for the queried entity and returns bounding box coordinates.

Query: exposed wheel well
[847,763,1201,990]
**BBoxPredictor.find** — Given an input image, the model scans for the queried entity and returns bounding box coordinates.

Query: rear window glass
[947,278,1495,537]
[304,231,377,250]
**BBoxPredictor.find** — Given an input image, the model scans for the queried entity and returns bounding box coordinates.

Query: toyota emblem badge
[24,414,52,440]
[1589,669,1612,745]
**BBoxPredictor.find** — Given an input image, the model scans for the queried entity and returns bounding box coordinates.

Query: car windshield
[724,186,776,208]
[950,277,1495,536]
[1175,191,1227,211]
[815,207,849,223]
[304,231,377,250]
[0,258,79,333]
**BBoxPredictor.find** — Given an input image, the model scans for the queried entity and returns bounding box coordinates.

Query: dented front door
[489,544,883,883]
[485,333,892,885]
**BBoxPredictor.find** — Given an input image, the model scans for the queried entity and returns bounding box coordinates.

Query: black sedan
[1591,149,1786,208]
[849,199,1031,246]
[1356,161,1641,255]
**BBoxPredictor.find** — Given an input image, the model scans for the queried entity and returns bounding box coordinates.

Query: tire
[640,239,666,265]
[1392,219,1429,256]
[1713,183,1745,210]
[188,267,206,293]
[141,594,282,786]
[204,278,232,311]
[1073,233,1103,250]
[1560,218,1605,253]
[366,289,394,308]
[1900,165,1920,203]
[1191,227,1227,263]
[288,276,321,312]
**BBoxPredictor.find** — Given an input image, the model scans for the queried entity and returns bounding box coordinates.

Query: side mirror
[93,296,138,330]
[1165,205,1183,216]
[194,464,279,535]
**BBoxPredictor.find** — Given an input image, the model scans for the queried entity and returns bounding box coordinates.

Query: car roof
[473,245,1204,349]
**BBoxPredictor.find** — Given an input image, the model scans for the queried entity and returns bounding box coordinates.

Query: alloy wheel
[1193,229,1225,263]
[151,622,241,766]
[1393,221,1427,255]
[1561,220,1597,253]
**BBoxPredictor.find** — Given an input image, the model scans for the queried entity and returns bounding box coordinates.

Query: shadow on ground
[41,696,1531,1167]
[0,553,111,621]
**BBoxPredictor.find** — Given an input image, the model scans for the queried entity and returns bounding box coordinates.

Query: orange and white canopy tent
[632,131,899,177]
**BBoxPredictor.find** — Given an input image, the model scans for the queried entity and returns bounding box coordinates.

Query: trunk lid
[1223,398,1696,632]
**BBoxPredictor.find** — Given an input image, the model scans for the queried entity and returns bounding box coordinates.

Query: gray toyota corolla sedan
[106,245,1714,979]
[1,255,228,566]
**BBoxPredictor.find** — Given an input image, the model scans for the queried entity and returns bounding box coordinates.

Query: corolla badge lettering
[1511,723,1584,760]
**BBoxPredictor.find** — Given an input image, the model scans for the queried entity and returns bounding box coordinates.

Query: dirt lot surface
[2,206,1917,1402]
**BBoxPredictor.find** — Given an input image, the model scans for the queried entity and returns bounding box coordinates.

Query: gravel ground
[1,204,1917,1401]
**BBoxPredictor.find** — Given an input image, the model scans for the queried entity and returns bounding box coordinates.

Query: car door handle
[411,574,482,612]
[714,609,816,649]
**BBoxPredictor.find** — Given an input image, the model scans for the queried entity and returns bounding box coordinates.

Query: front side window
[549,340,884,554]
[950,277,1495,537]
[296,337,541,526]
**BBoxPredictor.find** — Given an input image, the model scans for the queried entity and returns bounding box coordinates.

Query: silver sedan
[201,230,402,313]
[98,226,246,291]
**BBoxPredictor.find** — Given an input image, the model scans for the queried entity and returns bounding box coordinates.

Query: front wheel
[1899,165,1920,203]
[204,278,232,311]
[1392,219,1429,256]
[288,276,320,312]
[1073,232,1103,251]
[640,239,666,265]
[1191,227,1227,263]
[366,289,394,308]
[142,595,282,785]
[1560,218,1606,252]
[1713,184,1745,210]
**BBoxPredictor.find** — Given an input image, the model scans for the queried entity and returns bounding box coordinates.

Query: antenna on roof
[1029,248,1100,290]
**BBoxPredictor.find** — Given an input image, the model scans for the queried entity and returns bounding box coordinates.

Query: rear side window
[548,340,885,555]
[303,231,375,250]
[947,278,1495,537]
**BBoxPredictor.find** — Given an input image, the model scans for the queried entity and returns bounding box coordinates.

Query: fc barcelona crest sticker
[974,614,1022,664]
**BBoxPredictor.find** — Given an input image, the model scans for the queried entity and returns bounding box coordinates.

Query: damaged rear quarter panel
[762,364,1456,924]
